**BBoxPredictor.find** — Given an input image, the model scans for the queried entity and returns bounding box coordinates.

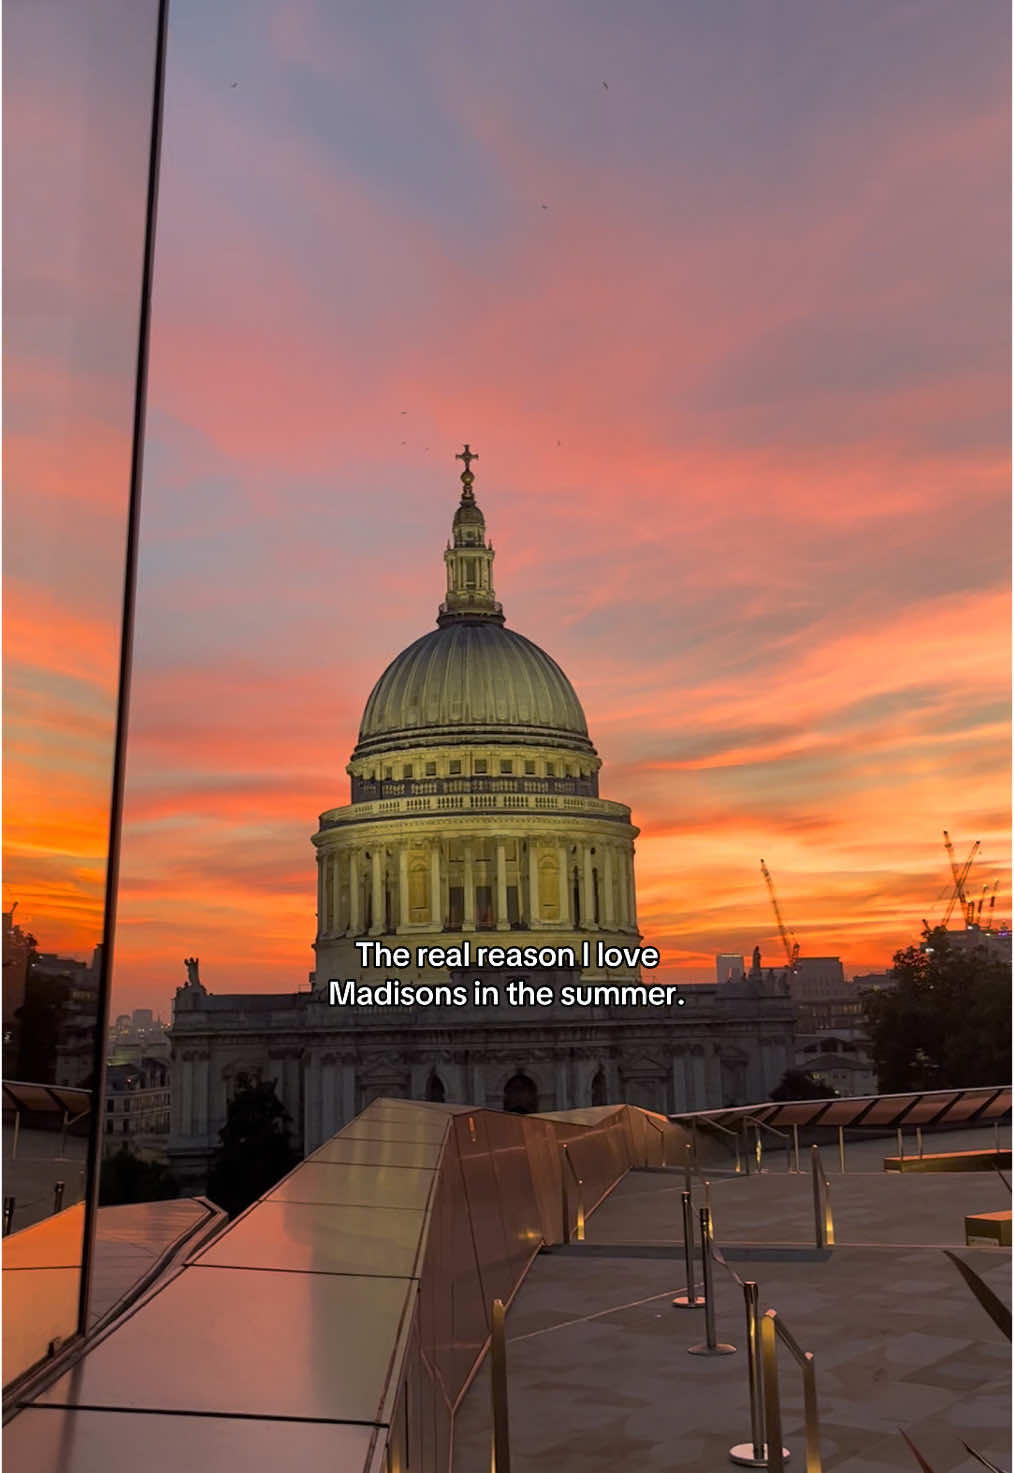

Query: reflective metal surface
[3,1408,384,1473]
[36,1267,416,1422]
[12,1088,994,1470]
[672,1085,1011,1133]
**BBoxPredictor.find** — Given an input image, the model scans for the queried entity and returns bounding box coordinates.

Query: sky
[5,0,1011,1016]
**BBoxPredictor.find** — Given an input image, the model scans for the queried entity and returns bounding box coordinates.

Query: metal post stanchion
[561,1147,571,1244]
[673,1190,703,1308]
[792,1123,800,1174]
[684,1141,693,1197]
[53,1181,65,1214]
[730,1282,789,1467]
[837,1126,846,1175]
[755,1125,763,1172]
[916,1127,923,1160]
[735,1133,743,1175]
[896,1127,904,1162]
[490,1297,511,1473]
[994,1122,1000,1152]
[3,1197,14,1235]
[689,1207,735,1355]
[760,1313,787,1473]
[786,1133,793,1173]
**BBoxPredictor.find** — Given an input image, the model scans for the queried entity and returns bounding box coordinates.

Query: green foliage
[100,1145,179,1206]
[861,927,1011,1093]
[207,1077,298,1218]
[769,1068,839,1102]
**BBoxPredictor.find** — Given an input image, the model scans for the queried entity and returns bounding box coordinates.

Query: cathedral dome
[351,446,596,761]
[355,620,594,757]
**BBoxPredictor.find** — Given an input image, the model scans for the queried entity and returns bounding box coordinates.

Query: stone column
[528,841,540,926]
[557,843,570,924]
[341,1061,357,1126]
[463,839,475,931]
[349,850,361,934]
[581,844,595,930]
[196,1054,210,1144]
[430,842,442,928]
[182,1054,194,1137]
[398,846,410,932]
[496,838,510,930]
[603,846,615,927]
[555,1057,569,1109]
[370,849,385,935]
[625,851,636,929]
[330,855,340,934]
[317,856,325,934]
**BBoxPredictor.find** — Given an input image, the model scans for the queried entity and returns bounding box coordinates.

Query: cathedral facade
[168,451,794,1188]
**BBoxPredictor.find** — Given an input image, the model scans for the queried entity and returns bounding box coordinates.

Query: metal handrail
[810,1146,834,1249]
[761,1308,822,1472]
[694,1115,744,1174]
[560,1143,585,1243]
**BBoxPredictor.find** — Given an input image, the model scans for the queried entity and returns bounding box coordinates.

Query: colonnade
[316,833,637,937]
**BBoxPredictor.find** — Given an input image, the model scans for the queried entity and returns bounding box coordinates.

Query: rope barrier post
[802,1350,821,1472]
[916,1127,923,1159]
[684,1141,693,1198]
[729,1281,767,1466]
[53,1181,65,1214]
[896,1127,904,1162]
[837,1126,846,1175]
[672,1190,703,1308]
[490,1297,511,1473]
[792,1123,800,1174]
[2,1197,14,1236]
[760,1312,786,1473]
[735,1131,743,1175]
[755,1124,763,1172]
[689,1207,735,1355]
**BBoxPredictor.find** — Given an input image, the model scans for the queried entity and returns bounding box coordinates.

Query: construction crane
[941,837,980,928]
[760,859,799,970]
[984,880,999,932]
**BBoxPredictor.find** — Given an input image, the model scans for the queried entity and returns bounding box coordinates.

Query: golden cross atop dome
[455,443,478,481]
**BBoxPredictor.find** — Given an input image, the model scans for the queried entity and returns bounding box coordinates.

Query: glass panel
[3,0,164,1384]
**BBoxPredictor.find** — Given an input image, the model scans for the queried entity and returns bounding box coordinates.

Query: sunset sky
[5,0,1011,1016]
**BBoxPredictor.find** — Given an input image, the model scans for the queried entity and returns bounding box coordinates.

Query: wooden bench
[964,1210,1012,1247]
[883,1148,1012,1173]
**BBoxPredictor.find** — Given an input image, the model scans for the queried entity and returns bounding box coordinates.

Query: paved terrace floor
[453,1128,1012,1473]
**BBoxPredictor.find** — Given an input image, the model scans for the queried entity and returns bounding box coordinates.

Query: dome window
[500,759,513,774]
[524,760,535,775]
[448,759,462,775]
[402,764,413,779]
[474,759,488,774]
[546,762,555,776]
[425,761,436,776]
[384,767,393,780]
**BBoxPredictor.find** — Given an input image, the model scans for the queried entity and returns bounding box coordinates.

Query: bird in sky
[602,81,608,89]
[541,203,549,210]
[230,81,238,87]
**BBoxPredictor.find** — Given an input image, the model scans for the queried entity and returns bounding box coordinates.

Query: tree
[861,926,1012,1094]
[207,1077,298,1217]
[100,1145,178,1205]
[770,1069,839,1102]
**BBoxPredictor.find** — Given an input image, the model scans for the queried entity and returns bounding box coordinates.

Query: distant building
[2,907,34,1076]
[929,928,1013,964]
[716,953,744,983]
[109,1008,171,1066]
[794,1036,878,1097]
[787,956,846,1002]
[105,1057,171,1158]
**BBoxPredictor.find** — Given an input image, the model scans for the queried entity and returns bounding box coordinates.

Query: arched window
[503,1072,538,1114]
[425,1072,446,1103]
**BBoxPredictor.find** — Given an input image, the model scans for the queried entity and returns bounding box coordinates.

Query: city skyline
[5,0,1010,1014]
